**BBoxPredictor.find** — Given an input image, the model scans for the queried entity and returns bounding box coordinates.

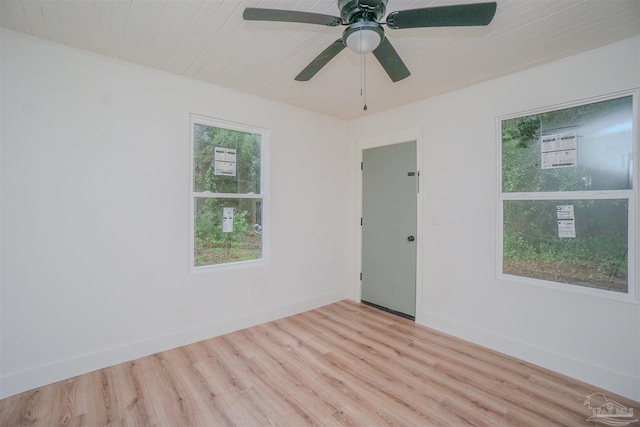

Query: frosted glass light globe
[345,28,382,54]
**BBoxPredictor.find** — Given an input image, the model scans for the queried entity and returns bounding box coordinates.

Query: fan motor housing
[338,0,388,23]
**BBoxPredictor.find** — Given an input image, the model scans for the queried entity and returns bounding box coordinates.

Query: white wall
[0,30,351,398]
[2,27,639,403]
[349,36,640,401]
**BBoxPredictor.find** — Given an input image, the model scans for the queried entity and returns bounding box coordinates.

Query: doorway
[361,141,417,319]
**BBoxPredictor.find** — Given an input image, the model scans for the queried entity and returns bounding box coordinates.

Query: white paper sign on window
[214,147,237,176]
[222,207,234,233]
[541,132,577,169]
[556,205,576,238]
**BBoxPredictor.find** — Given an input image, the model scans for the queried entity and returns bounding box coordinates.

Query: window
[190,115,267,269]
[498,92,637,300]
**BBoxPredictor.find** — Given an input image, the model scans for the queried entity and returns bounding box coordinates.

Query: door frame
[356,127,424,321]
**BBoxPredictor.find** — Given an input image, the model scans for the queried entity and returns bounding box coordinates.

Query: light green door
[362,141,417,318]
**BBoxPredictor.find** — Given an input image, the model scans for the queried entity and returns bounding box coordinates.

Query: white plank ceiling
[1,0,639,119]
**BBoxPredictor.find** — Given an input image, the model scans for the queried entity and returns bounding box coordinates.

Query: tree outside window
[499,94,635,297]
[191,116,267,268]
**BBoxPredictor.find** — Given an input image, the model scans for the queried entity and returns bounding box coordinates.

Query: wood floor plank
[243,328,337,417]
[302,305,514,424]
[250,320,399,426]
[1,300,638,426]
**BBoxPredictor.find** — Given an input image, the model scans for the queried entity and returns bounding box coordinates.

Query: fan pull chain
[361,53,368,111]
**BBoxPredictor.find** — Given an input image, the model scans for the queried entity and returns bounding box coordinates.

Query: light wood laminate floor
[1,300,638,426]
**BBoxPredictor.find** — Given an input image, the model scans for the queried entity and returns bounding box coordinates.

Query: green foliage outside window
[503,199,628,292]
[194,198,261,266]
[192,122,264,267]
[502,96,632,193]
[500,95,633,293]
[193,125,261,194]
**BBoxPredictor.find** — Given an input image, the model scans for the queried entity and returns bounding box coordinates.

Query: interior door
[361,141,417,318]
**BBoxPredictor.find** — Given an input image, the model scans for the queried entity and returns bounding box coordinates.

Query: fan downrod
[338,0,388,23]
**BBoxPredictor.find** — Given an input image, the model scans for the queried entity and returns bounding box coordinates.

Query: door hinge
[360,272,362,281]
[361,162,363,170]
[418,171,420,193]
[360,217,363,226]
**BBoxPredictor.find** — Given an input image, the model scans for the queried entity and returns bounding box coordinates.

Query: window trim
[189,114,269,273]
[496,90,638,303]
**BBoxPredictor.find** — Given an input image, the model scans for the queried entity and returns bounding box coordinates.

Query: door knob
[407,235,415,242]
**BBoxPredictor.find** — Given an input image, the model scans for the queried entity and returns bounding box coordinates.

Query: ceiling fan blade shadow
[243,8,342,26]
[372,37,410,82]
[295,39,346,81]
[386,2,497,29]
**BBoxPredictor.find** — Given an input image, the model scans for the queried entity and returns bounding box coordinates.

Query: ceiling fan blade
[372,37,410,82]
[386,2,497,30]
[295,39,346,81]
[243,8,342,26]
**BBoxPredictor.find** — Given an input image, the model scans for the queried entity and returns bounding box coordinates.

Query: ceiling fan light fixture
[343,21,384,54]
[244,1,497,83]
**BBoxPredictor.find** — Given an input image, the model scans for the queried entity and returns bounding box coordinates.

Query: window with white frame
[498,92,637,299]
[190,115,267,269]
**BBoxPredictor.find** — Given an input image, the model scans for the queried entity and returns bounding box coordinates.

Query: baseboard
[417,312,640,402]
[0,290,347,399]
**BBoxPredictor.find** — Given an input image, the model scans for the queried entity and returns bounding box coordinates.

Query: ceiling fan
[243,0,497,82]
